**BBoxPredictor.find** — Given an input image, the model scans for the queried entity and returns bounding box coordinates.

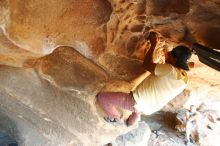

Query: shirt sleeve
[154,63,174,77]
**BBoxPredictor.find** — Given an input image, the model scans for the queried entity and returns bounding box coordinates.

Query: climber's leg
[97,92,137,122]
[126,111,141,126]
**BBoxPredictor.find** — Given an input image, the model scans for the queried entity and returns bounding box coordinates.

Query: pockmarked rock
[0,0,219,146]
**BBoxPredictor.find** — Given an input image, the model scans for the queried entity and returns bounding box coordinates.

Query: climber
[97,32,193,126]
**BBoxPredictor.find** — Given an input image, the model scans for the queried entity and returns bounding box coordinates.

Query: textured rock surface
[2,0,112,56]
[106,0,220,61]
[143,112,197,146]
[0,63,136,146]
[0,0,219,61]
[0,29,39,67]
[111,122,151,146]
[0,0,219,146]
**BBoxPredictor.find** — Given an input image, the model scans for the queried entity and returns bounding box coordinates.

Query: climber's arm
[130,71,150,90]
[143,48,156,74]
[130,32,158,89]
[143,32,157,74]
[129,32,158,90]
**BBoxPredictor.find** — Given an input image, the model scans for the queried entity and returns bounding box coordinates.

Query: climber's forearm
[143,42,155,67]
[143,48,156,73]
[143,32,157,73]
[130,71,150,90]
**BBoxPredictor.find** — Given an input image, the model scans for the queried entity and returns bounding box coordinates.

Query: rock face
[0,53,136,146]
[2,0,112,56]
[107,0,220,61]
[0,0,220,146]
[1,0,219,59]
[112,122,151,146]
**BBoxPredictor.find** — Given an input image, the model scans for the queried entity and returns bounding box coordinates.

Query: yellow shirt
[132,63,188,115]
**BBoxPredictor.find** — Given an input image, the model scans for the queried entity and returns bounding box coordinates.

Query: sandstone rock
[146,0,190,16]
[111,122,151,146]
[0,0,9,28]
[143,112,192,146]
[0,0,220,146]
[185,0,220,49]
[98,53,143,81]
[106,0,149,60]
[0,0,219,64]
[2,0,112,56]
[0,64,140,146]
[35,46,108,93]
[107,0,220,61]
[0,29,39,67]
[175,104,220,145]
[0,110,51,146]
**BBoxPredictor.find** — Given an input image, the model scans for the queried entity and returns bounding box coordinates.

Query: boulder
[0,47,139,146]
[111,122,151,146]
[0,0,220,146]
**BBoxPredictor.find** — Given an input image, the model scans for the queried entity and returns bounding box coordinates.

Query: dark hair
[171,46,192,70]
